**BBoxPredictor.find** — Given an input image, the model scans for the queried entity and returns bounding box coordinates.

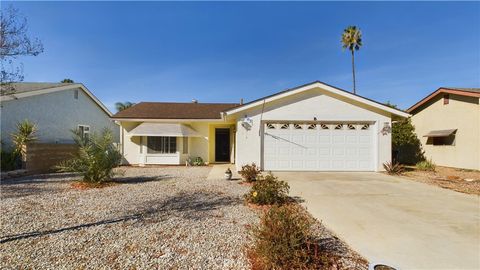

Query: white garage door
[263,122,374,171]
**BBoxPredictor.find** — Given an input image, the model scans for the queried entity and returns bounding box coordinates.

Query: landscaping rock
[0,166,257,269]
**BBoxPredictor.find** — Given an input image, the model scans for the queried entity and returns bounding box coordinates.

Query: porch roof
[127,123,202,137]
[423,129,457,137]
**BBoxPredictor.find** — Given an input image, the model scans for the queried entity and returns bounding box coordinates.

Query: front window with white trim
[147,136,177,154]
[78,125,90,140]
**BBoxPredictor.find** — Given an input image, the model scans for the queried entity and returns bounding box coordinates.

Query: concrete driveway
[274,172,480,270]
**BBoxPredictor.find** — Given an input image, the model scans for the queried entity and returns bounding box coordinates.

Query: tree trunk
[351,50,356,94]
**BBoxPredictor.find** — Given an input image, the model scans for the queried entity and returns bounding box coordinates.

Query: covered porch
[123,122,236,165]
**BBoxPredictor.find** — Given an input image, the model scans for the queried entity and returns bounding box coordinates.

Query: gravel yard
[1,166,258,269]
[401,166,480,195]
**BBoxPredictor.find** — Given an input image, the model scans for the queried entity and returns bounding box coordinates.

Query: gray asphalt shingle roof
[0,82,76,95]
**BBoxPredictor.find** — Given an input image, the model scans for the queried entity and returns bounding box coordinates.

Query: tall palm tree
[115,101,135,112]
[341,26,363,94]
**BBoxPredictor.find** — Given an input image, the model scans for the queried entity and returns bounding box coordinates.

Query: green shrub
[416,159,436,171]
[1,150,19,172]
[239,163,261,182]
[245,173,289,205]
[56,129,121,183]
[249,204,330,270]
[383,161,405,175]
[192,157,204,166]
[186,156,205,166]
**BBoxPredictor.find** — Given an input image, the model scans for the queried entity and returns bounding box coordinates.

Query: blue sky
[5,1,480,112]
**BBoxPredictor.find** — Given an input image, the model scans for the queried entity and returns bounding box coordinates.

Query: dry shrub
[249,204,332,270]
[239,163,261,182]
[245,173,289,205]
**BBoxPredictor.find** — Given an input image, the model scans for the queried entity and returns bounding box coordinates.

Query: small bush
[416,159,436,171]
[383,161,404,175]
[1,150,19,172]
[245,173,290,205]
[56,129,121,183]
[239,163,261,182]
[249,204,330,270]
[187,156,205,166]
[193,157,204,166]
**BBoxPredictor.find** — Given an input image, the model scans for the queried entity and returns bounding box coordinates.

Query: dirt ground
[402,166,480,195]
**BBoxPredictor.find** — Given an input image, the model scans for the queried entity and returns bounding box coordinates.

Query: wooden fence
[24,143,78,173]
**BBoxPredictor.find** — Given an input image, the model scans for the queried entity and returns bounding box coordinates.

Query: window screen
[147,136,176,154]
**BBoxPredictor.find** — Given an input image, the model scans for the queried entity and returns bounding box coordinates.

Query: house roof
[1,82,73,94]
[112,102,240,120]
[407,87,480,113]
[0,82,113,116]
[224,81,410,118]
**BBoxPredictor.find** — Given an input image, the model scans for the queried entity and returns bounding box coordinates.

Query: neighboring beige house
[112,81,409,172]
[407,87,480,170]
[0,83,119,148]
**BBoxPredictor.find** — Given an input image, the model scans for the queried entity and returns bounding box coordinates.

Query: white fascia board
[0,83,113,117]
[112,118,226,122]
[224,82,410,118]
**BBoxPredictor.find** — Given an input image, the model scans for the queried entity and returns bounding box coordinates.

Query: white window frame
[147,136,177,154]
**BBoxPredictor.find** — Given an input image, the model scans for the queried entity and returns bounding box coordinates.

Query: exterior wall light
[381,122,392,135]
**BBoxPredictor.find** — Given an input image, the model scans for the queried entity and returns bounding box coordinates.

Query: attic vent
[74,89,79,99]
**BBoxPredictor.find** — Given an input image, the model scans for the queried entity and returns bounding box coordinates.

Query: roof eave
[224,81,410,118]
[0,83,113,117]
[407,88,480,113]
[111,117,226,122]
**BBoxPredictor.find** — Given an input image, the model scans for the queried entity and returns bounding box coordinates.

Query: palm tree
[115,101,135,112]
[341,26,363,94]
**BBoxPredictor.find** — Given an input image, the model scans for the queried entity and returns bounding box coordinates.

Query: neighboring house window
[443,94,449,105]
[74,89,79,99]
[183,137,188,154]
[78,125,90,140]
[429,135,456,146]
[139,137,143,154]
[147,136,176,154]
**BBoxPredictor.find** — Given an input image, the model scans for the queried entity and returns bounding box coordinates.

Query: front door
[215,128,230,162]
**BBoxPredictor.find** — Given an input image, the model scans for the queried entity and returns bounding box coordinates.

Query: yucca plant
[56,128,121,183]
[383,161,404,175]
[11,119,38,156]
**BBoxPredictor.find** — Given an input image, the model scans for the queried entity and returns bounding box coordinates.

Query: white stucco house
[112,81,409,172]
[0,82,119,148]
